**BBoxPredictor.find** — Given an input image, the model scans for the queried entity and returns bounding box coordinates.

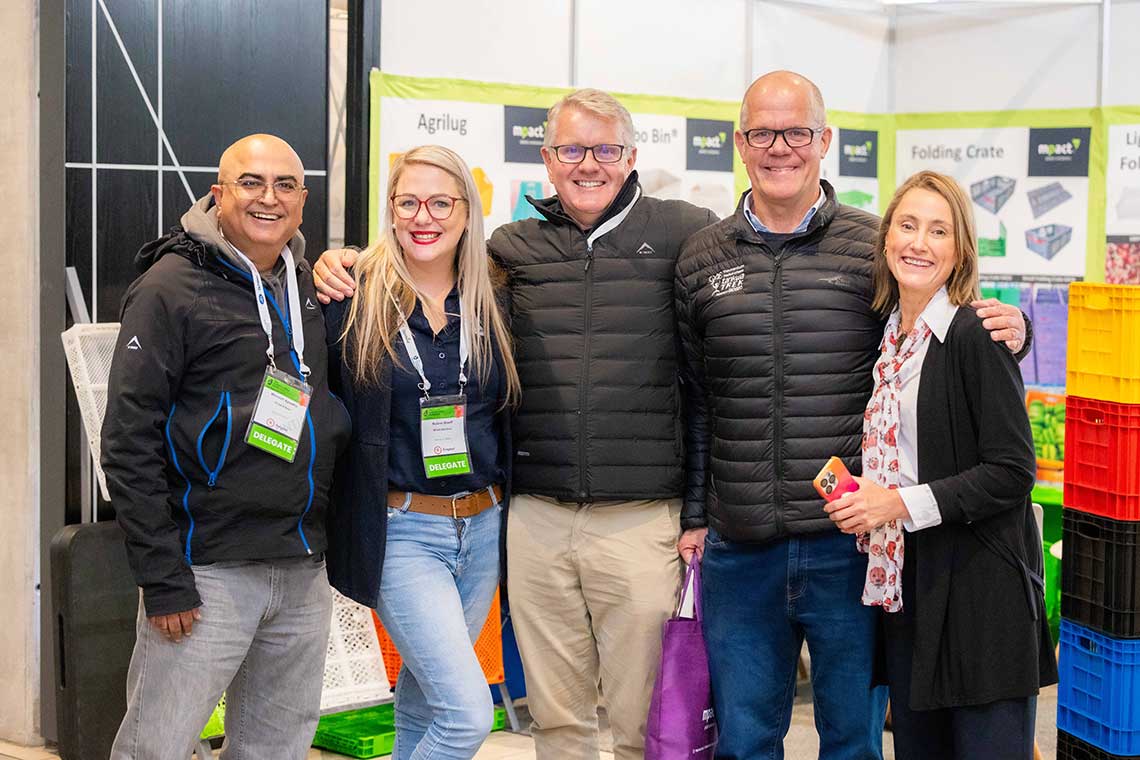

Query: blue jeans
[702,529,887,760]
[377,496,502,760]
[110,555,333,760]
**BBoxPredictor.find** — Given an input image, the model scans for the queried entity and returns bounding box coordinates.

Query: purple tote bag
[644,556,718,759]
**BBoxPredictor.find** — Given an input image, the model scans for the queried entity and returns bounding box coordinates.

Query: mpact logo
[838,129,878,178]
[692,132,727,150]
[1027,127,1090,177]
[843,141,873,159]
[1037,137,1081,157]
[504,105,550,164]
[686,118,734,172]
[512,123,546,140]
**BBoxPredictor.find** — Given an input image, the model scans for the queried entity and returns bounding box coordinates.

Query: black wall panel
[63,0,329,542]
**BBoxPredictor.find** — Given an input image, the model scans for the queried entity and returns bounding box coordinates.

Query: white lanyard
[395,295,468,398]
[229,243,310,379]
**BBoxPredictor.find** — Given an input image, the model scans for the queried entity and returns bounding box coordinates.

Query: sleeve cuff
[899,484,942,532]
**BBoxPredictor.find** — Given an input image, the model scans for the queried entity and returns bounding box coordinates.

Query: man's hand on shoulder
[314,248,359,304]
[148,607,203,643]
[972,298,1026,354]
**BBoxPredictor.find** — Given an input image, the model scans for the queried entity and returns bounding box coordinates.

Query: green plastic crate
[1044,539,1062,646]
[313,703,507,758]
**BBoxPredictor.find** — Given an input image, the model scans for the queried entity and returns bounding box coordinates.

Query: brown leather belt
[387,485,503,518]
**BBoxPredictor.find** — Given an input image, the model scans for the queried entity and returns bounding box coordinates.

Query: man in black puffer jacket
[489,91,715,760]
[313,90,718,760]
[674,72,1029,760]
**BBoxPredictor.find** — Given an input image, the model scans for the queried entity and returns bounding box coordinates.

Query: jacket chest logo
[637,242,655,255]
[708,264,745,297]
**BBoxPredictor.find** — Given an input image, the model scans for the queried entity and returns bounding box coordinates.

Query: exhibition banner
[894,110,1102,282]
[1103,107,1140,285]
[368,71,894,240]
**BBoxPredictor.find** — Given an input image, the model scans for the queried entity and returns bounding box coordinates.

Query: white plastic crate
[321,589,390,712]
[61,322,121,501]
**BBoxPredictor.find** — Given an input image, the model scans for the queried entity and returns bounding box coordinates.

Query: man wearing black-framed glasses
[104,134,347,760]
[674,70,1031,760]
[312,89,719,760]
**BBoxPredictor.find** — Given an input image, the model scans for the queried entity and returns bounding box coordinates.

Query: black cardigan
[898,305,1057,710]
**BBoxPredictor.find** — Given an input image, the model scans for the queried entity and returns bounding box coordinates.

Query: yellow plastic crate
[1066,283,1140,403]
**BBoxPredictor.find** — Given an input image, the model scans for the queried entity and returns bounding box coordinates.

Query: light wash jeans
[109,555,332,760]
[378,495,502,760]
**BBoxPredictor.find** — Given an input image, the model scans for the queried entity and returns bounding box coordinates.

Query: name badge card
[421,394,472,478]
[245,367,312,462]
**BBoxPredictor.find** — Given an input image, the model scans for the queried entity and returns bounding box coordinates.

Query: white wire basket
[321,589,390,712]
[61,322,122,502]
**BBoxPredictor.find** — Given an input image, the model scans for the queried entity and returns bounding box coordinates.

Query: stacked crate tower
[1056,283,1140,759]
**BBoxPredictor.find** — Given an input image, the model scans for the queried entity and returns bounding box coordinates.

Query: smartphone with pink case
[814,456,859,501]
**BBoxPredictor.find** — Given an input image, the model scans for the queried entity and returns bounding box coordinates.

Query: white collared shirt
[895,286,960,532]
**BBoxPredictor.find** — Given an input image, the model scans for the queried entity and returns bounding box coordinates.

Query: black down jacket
[489,173,716,502]
[674,182,884,542]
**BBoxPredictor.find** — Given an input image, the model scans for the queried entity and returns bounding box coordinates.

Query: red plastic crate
[1064,396,1140,521]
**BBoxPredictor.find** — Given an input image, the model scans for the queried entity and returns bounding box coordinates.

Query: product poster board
[1103,106,1140,285]
[820,113,895,215]
[893,109,1103,283]
[367,71,895,241]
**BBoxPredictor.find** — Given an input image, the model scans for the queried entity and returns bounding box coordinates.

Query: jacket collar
[526,170,642,232]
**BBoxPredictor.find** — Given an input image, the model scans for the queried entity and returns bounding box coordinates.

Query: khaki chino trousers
[507,493,683,760]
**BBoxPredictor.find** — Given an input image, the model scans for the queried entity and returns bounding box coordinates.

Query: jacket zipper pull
[584,256,592,272]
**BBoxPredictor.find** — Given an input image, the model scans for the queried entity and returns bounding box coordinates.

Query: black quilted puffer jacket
[674,181,884,542]
[489,172,717,502]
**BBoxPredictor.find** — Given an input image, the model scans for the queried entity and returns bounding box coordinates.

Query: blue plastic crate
[1057,620,1140,755]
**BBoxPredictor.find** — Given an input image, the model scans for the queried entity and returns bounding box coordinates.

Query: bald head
[217,133,304,184]
[210,133,308,272]
[740,71,826,129]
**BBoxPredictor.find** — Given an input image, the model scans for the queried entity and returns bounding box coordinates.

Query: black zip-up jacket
[489,172,717,501]
[101,198,351,616]
[675,182,882,541]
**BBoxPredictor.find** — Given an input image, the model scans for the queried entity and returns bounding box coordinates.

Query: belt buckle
[451,493,460,519]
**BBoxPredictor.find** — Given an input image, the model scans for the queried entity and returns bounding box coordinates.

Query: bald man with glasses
[103,134,349,760]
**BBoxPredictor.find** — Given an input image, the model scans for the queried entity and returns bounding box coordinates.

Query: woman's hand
[824,476,911,534]
[314,248,359,304]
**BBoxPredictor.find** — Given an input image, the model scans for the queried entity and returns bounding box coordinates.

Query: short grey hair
[544,88,637,149]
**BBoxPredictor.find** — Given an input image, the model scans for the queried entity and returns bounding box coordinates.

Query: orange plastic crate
[372,589,505,687]
[1067,283,1140,404]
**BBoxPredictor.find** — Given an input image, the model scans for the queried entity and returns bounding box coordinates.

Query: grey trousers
[110,555,333,760]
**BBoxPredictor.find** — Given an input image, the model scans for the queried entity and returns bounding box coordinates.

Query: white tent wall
[751,1,892,113]
[373,0,1129,114]
[1108,0,1140,105]
[893,3,1102,112]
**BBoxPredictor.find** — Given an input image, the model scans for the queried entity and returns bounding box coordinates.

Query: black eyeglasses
[225,178,305,200]
[548,144,627,164]
[741,127,824,149]
[390,194,466,220]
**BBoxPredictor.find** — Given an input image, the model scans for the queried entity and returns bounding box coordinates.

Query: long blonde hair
[341,145,520,404]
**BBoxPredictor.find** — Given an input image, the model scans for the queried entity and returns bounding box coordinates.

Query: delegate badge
[420,394,472,478]
[244,367,311,463]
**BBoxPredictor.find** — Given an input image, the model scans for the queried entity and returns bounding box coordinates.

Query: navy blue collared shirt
[388,288,505,496]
